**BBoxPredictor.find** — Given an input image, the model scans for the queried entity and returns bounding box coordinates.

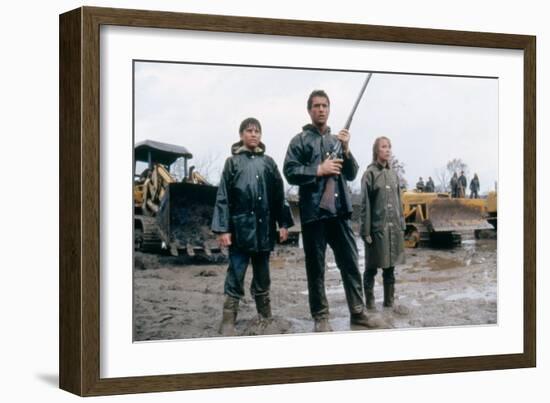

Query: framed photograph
[59,6,536,396]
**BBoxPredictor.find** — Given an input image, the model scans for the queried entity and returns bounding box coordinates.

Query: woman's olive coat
[359,161,406,269]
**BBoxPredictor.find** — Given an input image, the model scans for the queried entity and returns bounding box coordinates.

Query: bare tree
[435,167,449,192]
[170,157,186,181]
[172,152,224,185]
[391,157,408,189]
[446,158,469,178]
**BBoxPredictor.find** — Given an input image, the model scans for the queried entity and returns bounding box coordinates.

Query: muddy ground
[133,234,497,341]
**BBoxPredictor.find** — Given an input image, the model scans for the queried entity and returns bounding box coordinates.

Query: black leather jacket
[283,124,358,224]
[211,141,294,252]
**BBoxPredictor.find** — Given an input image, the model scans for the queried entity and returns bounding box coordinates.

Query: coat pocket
[231,213,257,251]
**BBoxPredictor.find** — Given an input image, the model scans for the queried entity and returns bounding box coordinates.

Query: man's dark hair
[239,117,262,134]
[307,90,330,110]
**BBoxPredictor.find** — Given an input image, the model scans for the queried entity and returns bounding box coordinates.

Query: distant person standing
[360,136,406,309]
[470,173,480,199]
[450,172,459,198]
[425,176,435,193]
[416,177,425,192]
[458,171,467,198]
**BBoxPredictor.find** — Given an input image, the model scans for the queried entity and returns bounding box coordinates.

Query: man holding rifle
[283,88,371,332]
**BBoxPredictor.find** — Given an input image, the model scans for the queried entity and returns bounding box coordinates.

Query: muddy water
[426,256,463,271]
[133,237,497,341]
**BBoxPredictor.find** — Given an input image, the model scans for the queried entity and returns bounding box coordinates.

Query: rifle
[319,73,373,214]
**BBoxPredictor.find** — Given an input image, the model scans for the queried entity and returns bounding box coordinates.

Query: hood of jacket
[368,160,391,171]
[302,123,332,136]
[231,141,266,156]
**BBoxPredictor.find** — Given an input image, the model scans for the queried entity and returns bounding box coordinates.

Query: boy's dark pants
[224,247,271,299]
[301,217,365,320]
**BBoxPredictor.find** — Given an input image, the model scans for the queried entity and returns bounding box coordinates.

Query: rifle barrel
[344,73,373,130]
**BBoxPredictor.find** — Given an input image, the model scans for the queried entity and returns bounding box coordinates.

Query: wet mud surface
[134,236,497,341]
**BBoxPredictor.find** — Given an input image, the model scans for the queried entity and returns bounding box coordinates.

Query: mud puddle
[427,256,463,271]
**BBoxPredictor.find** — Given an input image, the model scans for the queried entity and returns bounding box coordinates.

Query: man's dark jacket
[211,141,294,252]
[458,174,467,189]
[283,124,359,224]
[425,179,435,192]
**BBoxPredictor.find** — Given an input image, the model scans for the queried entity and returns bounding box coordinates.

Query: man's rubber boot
[255,294,273,322]
[350,311,370,327]
[219,295,239,336]
[313,318,333,332]
[383,283,395,308]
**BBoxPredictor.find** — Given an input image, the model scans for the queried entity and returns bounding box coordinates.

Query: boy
[212,117,293,336]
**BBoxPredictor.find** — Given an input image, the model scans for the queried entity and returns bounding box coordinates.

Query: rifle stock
[319,176,338,214]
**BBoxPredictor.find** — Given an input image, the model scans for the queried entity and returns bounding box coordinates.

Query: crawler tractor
[134,140,223,259]
[402,190,494,248]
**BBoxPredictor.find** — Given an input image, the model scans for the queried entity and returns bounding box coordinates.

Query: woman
[359,136,406,309]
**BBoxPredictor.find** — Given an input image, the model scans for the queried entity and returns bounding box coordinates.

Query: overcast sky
[134,61,498,193]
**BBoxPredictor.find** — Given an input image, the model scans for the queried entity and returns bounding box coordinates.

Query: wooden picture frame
[59,6,536,396]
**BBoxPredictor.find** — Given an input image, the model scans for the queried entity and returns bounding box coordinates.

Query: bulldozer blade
[156,182,220,255]
[427,199,493,232]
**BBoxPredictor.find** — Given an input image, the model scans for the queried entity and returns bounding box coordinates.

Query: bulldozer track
[135,216,162,252]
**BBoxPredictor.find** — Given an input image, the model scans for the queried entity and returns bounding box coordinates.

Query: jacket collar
[302,123,331,136]
[374,160,390,170]
[231,141,266,156]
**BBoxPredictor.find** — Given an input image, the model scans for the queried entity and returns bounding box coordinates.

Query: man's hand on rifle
[317,158,343,176]
[337,129,351,155]
[217,233,232,247]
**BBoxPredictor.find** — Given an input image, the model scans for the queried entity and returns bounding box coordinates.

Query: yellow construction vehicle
[402,190,494,248]
[134,140,223,259]
[485,190,497,229]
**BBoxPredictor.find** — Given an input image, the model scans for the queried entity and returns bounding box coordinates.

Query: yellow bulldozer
[290,188,496,249]
[402,190,496,248]
[485,190,497,229]
[134,140,224,259]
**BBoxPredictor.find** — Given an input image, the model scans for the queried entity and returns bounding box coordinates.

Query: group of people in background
[450,171,480,198]
[211,89,404,335]
[415,176,435,193]
[415,171,480,198]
